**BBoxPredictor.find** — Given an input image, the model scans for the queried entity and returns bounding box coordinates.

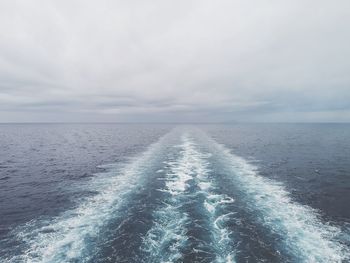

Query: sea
[0,123,349,262]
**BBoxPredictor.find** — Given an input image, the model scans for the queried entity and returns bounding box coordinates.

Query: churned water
[0,123,349,262]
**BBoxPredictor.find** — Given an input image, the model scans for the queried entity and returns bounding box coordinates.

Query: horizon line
[0,121,349,125]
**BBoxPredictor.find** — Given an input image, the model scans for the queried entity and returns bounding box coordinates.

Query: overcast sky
[0,0,349,122]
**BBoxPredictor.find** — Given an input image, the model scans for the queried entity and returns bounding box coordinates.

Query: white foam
[204,200,215,214]
[165,171,192,194]
[225,254,235,263]
[176,135,237,263]
[202,189,236,263]
[143,134,237,262]
[142,204,189,263]
[6,133,170,263]
[206,135,350,263]
[198,181,212,191]
[142,135,197,261]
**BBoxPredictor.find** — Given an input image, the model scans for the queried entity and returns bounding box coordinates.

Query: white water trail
[5,128,348,263]
[143,133,237,263]
[142,134,196,262]
[5,133,170,263]
[203,133,349,263]
[192,140,236,263]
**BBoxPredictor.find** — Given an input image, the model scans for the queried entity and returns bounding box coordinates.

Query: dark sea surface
[0,123,349,262]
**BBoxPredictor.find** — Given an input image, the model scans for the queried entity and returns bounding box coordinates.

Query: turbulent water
[0,124,349,262]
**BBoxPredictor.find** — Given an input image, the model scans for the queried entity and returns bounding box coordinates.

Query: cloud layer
[1,0,350,122]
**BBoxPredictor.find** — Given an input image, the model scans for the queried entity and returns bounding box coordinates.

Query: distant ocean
[0,123,349,262]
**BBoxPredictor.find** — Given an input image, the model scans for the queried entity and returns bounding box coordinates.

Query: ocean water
[0,123,349,263]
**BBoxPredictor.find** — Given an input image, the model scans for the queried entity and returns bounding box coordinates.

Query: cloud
[0,0,349,122]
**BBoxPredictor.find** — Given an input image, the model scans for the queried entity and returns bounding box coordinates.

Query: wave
[142,134,237,262]
[2,133,170,263]
[199,132,350,262]
[1,128,348,263]
[141,135,193,262]
[193,146,236,263]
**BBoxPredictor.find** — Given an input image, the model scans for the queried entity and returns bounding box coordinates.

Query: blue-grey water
[0,123,349,262]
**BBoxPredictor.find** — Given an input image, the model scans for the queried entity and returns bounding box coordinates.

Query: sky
[0,0,349,123]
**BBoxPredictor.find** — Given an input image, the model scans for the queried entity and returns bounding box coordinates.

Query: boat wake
[142,134,237,262]
[1,129,348,263]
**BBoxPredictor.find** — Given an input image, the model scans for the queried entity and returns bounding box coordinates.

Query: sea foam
[202,133,349,263]
[4,133,170,263]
